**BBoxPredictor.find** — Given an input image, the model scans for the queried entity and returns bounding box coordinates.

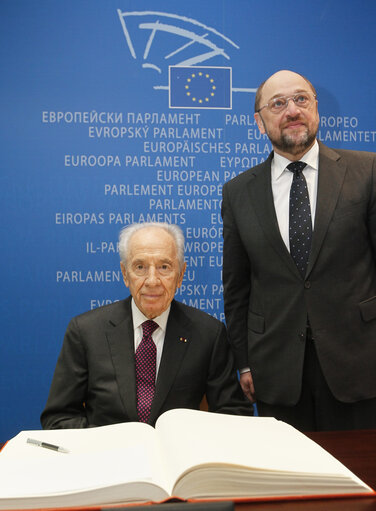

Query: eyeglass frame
[256,91,317,114]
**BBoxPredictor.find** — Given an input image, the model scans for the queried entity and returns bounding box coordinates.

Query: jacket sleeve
[221,182,251,370]
[205,320,253,416]
[40,317,89,429]
[369,152,376,261]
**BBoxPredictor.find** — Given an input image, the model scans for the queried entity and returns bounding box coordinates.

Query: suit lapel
[148,301,191,424]
[106,298,138,422]
[248,154,301,277]
[307,143,346,275]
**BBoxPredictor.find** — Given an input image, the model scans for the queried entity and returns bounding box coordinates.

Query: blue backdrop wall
[1,0,375,440]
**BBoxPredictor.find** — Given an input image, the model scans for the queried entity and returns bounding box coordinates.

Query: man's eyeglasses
[256,92,317,114]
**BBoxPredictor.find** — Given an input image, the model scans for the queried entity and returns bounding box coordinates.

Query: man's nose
[145,266,159,284]
[285,97,300,115]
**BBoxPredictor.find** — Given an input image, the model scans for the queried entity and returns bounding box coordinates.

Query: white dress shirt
[271,140,319,251]
[240,141,319,375]
[131,299,170,377]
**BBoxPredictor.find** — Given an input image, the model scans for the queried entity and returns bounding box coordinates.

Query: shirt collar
[131,298,170,332]
[272,139,319,181]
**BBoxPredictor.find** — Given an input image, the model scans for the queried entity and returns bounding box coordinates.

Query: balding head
[253,70,319,160]
[255,70,317,113]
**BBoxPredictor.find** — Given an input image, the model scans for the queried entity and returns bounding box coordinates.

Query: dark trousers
[257,337,376,432]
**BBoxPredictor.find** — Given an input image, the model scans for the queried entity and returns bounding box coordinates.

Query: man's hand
[240,371,255,403]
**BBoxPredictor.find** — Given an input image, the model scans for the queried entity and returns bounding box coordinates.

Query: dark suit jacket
[41,298,251,428]
[221,141,376,405]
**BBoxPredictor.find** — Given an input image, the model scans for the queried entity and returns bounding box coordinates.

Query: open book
[0,408,374,509]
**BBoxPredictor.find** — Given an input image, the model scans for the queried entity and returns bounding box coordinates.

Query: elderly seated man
[41,222,252,428]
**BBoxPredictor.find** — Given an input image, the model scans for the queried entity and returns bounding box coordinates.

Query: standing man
[41,222,251,429]
[221,69,376,431]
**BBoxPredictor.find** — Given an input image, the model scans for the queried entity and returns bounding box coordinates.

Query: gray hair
[118,222,185,270]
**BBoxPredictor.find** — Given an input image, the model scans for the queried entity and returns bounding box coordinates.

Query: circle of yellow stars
[185,71,216,104]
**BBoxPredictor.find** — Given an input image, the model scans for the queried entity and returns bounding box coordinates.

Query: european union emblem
[169,66,232,109]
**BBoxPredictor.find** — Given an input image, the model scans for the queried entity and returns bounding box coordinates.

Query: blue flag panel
[169,66,231,109]
[1,0,375,441]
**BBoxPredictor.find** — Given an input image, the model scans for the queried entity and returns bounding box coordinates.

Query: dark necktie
[135,320,159,423]
[288,161,312,276]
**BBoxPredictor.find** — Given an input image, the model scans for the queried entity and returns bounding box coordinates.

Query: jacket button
[304,281,311,289]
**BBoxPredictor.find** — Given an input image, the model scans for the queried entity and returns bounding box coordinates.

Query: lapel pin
[179,337,188,343]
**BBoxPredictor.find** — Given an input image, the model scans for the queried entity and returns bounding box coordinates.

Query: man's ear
[120,262,129,287]
[177,262,187,289]
[254,112,266,135]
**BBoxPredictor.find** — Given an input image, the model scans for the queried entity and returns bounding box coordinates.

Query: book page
[1,422,153,459]
[0,446,148,496]
[0,422,172,502]
[155,409,371,492]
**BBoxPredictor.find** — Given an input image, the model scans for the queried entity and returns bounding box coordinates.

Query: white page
[1,423,152,458]
[155,409,368,489]
[0,422,172,499]
[0,447,148,497]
